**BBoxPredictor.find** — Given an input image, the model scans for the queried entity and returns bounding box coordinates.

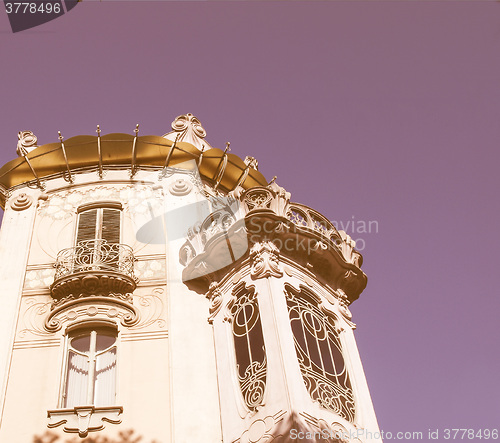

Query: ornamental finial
[16,130,38,157]
[163,113,213,151]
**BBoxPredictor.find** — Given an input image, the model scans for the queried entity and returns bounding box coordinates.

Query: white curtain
[65,351,89,408]
[94,347,117,406]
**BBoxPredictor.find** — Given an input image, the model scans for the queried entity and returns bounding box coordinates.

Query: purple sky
[1,2,499,441]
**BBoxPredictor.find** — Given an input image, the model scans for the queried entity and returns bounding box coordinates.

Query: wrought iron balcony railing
[50,240,137,306]
[54,239,136,280]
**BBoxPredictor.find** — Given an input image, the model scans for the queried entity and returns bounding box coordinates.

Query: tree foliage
[33,430,160,443]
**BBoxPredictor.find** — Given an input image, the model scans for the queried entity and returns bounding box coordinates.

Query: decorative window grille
[230,284,267,410]
[63,327,117,408]
[285,284,355,422]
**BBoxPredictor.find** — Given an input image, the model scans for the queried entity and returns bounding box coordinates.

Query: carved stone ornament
[16,130,38,156]
[206,282,224,324]
[244,156,259,170]
[45,296,139,332]
[250,241,283,280]
[50,273,136,306]
[47,406,122,438]
[237,410,286,443]
[10,193,33,211]
[164,113,213,151]
[172,113,206,138]
[19,288,165,338]
[206,282,235,324]
[169,178,193,196]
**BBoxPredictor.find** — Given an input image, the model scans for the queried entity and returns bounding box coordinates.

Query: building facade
[0,114,382,442]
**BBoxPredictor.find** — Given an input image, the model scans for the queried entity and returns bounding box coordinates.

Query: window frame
[74,201,123,245]
[59,320,120,409]
[230,283,267,411]
[284,283,356,422]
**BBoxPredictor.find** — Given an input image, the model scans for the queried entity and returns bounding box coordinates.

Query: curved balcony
[50,240,137,307]
[180,183,367,302]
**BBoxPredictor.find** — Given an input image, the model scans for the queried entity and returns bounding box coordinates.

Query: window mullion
[87,330,97,405]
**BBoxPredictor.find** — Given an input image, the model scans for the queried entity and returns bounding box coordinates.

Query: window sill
[47,405,123,437]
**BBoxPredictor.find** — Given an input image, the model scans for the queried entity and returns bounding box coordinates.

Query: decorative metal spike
[197,144,206,168]
[130,124,140,177]
[58,131,73,183]
[163,133,179,170]
[96,125,103,178]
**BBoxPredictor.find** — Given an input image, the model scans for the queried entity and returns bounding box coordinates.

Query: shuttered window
[76,207,121,245]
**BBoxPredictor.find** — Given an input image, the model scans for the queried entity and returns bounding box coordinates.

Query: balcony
[50,239,137,307]
[180,183,367,302]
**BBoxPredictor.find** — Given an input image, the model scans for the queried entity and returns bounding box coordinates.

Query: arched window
[230,284,267,410]
[63,325,118,408]
[285,284,355,422]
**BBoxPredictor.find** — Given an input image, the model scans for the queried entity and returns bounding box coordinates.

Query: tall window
[285,284,355,422]
[63,327,117,408]
[74,203,122,272]
[76,204,121,245]
[230,284,267,410]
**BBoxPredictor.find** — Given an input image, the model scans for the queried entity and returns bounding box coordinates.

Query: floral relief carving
[24,268,56,290]
[37,185,163,220]
[134,258,166,280]
[250,242,283,280]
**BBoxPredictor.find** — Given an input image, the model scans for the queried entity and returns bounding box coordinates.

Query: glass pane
[96,333,116,352]
[64,350,89,408]
[94,347,117,406]
[70,334,91,353]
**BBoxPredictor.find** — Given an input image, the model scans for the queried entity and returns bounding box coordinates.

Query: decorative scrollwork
[243,188,273,212]
[244,156,259,170]
[200,209,235,245]
[285,284,355,422]
[129,288,166,330]
[45,297,139,332]
[250,241,283,280]
[287,203,341,242]
[231,284,267,411]
[53,240,136,281]
[171,113,207,138]
[17,130,37,156]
